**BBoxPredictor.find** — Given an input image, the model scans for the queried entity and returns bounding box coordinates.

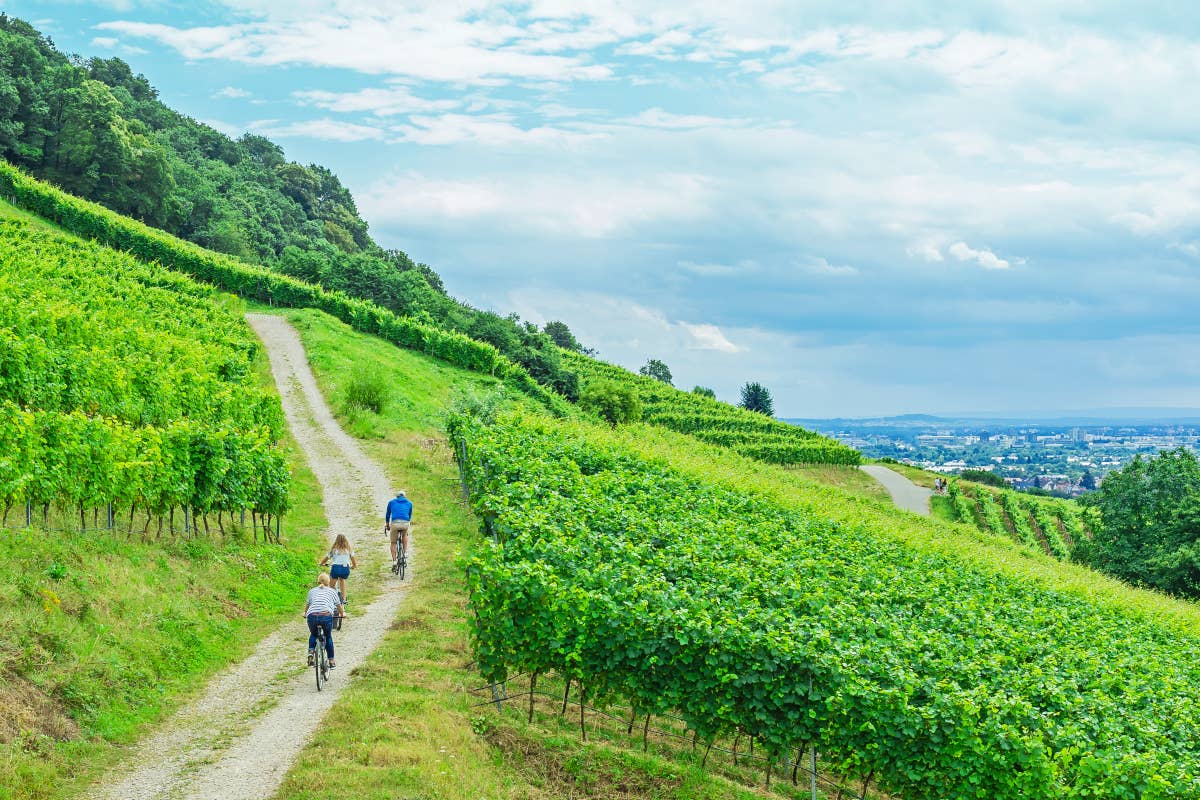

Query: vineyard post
[25,502,31,528]
[184,506,190,535]
[276,515,281,542]
[528,672,537,722]
[489,682,503,711]
[107,504,113,529]
[811,746,817,800]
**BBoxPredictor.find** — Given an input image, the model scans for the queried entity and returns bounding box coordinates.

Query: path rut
[85,313,409,800]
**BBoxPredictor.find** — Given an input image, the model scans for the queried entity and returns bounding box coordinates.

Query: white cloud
[295,86,458,116]
[393,113,603,148]
[360,171,714,238]
[948,241,1011,270]
[679,322,742,352]
[91,36,119,48]
[213,86,252,99]
[623,108,750,129]
[248,118,386,142]
[678,259,758,277]
[907,241,944,262]
[799,257,859,276]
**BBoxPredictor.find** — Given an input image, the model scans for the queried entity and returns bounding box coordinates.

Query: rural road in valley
[860,465,932,516]
[85,313,410,800]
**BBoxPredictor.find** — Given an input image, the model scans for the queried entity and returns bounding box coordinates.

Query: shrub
[579,379,641,426]
[344,367,388,414]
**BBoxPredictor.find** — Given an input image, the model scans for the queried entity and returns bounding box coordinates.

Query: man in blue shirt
[384,490,413,570]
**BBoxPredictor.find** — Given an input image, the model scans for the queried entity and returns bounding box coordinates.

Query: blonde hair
[317,573,331,587]
[331,534,351,553]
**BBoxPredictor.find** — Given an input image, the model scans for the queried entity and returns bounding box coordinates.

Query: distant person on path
[304,573,343,669]
[385,490,413,570]
[320,534,357,604]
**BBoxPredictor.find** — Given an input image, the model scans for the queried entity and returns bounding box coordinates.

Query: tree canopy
[1077,448,1200,597]
[691,385,716,399]
[739,382,774,416]
[639,358,673,385]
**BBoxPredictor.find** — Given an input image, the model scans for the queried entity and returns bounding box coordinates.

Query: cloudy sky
[10,1,1200,416]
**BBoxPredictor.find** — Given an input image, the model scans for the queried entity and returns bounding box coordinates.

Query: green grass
[0,332,330,800]
[0,196,65,234]
[273,307,811,800]
[787,464,889,502]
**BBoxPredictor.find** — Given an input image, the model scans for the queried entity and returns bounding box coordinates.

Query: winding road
[85,314,410,800]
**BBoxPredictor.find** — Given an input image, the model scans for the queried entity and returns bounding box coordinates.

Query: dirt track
[860,465,932,516]
[85,313,410,800]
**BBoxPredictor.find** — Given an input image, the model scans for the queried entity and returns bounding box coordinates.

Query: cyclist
[303,573,343,669]
[384,489,413,572]
[320,534,357,604]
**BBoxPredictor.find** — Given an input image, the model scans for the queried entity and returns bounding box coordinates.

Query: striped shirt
[305,585,342,617]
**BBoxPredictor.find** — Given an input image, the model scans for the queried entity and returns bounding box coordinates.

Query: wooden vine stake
[642,713,651,752]
[579,684,587,741]
[560,677,571,715]
[528,672,538,722]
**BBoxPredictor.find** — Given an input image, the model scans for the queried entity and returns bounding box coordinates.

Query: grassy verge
[275,308,803,799]
[2,322,329,800]
[787,464,889,502]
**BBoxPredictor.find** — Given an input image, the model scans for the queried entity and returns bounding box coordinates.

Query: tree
[959,469,1007,489]
[579,379,641,426]
[1080,470,1097,491]
[691,386,716,399]
[639,358,673,385]
[1076,448,1200,597]
[739,382,774,416]
[543,320,583,352]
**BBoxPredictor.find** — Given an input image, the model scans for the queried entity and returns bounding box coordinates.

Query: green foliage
[638,358,673,385]
[542,320,583,352]
[1079,448,1200,597]
[562,351,859,466]
[0,162,573,420]
[960,468,1008,488]
[738,381,773,416]
[691,385,716,399]
[579,379,641,426]
[451,410,1200,798]
[344,366,389,415]
[0,217,288,516]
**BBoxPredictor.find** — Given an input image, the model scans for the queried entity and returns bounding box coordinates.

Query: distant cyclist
[320,534,357,604]
[304,573,343,669]
[384,490,413,571]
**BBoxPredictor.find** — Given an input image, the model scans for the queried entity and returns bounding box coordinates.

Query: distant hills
[786,408,1200,427]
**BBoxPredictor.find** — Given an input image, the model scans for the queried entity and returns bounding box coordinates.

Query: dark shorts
[330,564,350,580]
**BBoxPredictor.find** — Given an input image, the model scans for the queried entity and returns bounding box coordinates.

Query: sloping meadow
[451,409,1200,799]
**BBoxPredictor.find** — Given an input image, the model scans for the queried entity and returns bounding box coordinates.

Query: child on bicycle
[319,534,357,604]
[303,573,343,669]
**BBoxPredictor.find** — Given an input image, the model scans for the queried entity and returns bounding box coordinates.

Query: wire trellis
[466,670,883,800]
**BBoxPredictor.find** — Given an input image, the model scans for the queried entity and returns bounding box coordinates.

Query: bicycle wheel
[315,633,325,691]
[398,549,407,580]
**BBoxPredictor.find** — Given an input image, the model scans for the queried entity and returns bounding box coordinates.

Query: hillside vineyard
[0,219,289,524]
[451,409,1200,799]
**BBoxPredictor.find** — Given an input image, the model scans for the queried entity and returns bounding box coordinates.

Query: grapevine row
[452,410,1200,798]
[561,350,861,466]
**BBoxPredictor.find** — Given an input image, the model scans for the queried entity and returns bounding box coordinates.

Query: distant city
[787,412,1200,496]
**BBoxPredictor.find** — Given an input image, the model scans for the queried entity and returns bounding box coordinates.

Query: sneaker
[328,661,336,670]
[306,651,314,666]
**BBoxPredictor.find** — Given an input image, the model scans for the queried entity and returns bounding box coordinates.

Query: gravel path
[860,465,932,516]
[85,313,410,800]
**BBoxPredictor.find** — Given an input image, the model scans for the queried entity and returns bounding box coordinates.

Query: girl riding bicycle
[320,534,357,604]
[304,573,343,669]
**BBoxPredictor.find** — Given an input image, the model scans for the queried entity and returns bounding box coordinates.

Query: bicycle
[391,536,408,579]
[312,623,330,690]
